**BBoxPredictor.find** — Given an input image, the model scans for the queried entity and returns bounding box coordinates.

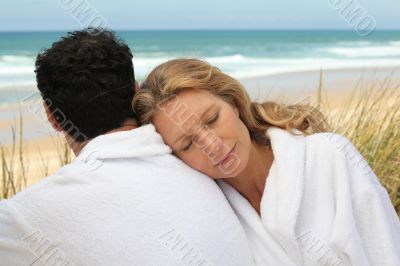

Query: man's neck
[66,119,138,156]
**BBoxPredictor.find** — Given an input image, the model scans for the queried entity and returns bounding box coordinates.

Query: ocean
[0,30,400,106]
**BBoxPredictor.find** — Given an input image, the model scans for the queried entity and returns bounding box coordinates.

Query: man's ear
[134,81,140,93]
[43,102,62,132]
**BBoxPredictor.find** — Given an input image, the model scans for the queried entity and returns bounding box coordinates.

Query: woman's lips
[217,144,236,167]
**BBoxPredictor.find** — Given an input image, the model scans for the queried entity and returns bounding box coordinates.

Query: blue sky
[0,0,398,31]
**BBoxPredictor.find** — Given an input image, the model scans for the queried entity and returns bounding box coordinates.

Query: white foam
[327,46,400,57]
[1,53,400,90]
[336,41,372,46]
[0,55,35,64]
[0,66,35,74]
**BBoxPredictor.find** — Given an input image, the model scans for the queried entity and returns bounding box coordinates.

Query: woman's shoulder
[305,132,362,159]
[304,131,359,165]
[305,131,379,186]
[305,131,356,154]
[267,127,372,175]
[267,127,354,156]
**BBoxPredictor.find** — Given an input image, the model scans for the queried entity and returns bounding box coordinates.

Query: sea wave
[326,45,400,57]
[1,54,400,90]
[336,41,372,46]
[0,55,35,64]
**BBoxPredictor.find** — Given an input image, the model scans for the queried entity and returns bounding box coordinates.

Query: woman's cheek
[183,153,202,169]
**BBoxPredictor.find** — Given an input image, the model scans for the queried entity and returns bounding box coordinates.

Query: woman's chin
[214,164,245,179]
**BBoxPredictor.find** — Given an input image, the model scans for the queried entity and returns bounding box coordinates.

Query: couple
[1,29,399,265]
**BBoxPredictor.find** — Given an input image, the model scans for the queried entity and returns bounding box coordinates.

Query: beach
[1,29,400,195]
[1,66,399,187]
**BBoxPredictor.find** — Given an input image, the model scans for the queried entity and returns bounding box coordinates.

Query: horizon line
[0,28,399,33]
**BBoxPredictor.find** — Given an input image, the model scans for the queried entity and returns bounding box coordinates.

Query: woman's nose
[194,127,224,161]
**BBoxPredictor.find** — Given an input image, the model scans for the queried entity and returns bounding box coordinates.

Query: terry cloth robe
[218,127,400,266]
[0,124,255,266]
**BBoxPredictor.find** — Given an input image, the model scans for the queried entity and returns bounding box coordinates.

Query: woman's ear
[134,81,140,93]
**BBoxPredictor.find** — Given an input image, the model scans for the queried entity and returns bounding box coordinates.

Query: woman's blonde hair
[132,58,330,147]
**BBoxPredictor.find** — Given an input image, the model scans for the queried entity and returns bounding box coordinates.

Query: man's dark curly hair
[35,28,135,142]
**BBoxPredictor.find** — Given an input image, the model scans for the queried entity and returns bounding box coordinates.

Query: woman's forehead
[160,89,219,114]
[153,90,222,142]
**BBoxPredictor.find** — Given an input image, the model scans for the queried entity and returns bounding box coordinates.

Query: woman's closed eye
[183,139,193,151]
[182,112,220,152]
[207,112,219,125]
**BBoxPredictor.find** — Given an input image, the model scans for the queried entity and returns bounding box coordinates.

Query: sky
[0,0,398,31]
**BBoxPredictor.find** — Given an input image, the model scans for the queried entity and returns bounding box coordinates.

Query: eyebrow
[172,104,217,146]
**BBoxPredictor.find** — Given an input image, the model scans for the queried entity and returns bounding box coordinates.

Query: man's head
[35,28,136,144]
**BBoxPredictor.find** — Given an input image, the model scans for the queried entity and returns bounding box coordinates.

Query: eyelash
[183,141,192,151]
[208,112,219,125]
[182,112,219,151]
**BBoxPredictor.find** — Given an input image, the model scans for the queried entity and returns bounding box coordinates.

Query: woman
[132,59,400,265]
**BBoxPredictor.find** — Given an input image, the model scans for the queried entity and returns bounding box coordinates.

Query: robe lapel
[261,127,306,264]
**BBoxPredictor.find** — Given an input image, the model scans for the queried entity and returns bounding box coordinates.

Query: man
[0,29,255,266]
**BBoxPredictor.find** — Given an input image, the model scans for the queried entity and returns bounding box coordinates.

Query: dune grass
[0,112,71,199]
[0,74,399,216]
[316,70,400,215]
[1,112,27,199]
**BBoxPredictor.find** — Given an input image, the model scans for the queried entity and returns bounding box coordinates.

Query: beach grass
[317,70,400,215]
[0,74,399,216]
[1,112,27,199]
[0,114,72,199]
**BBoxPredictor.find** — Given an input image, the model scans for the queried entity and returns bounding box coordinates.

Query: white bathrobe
[0,124,255,266]
[218,127,400,266]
